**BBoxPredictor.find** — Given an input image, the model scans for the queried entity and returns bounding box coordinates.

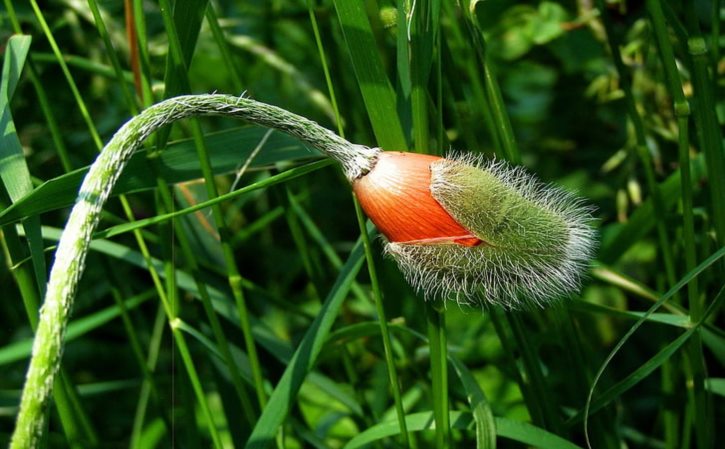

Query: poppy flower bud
[353,151,595,308]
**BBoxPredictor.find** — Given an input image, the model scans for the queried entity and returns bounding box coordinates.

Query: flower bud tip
[354,151,596,309]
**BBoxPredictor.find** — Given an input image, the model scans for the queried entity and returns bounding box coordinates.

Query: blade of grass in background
[0,33,98,449]
[244,234,367,449]
[683,3,725,254]
[646,2,709,448]
[332,0,408,150]
[0,129,315,225]
[595,0,677,289]
[0,35,47,303]
[4,1,724,447]
[459,1,520,163]
[344,412,584,449]
[584,246,725,446]
[157,0,269,414]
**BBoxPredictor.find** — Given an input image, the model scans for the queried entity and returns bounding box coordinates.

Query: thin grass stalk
[130,0,154,105]
[123,0,141,98]
[558,310,619,449]
[169,325,225,448]
[85,0,138,112]
[408,3,450,443]
[103,262,172,435]
[712,0,721,75]
[679,20,716,437]
[507,313,564,434]
[683,3,725,254]
[155,180,258,425]
[129,304,167,449]
[30,53,136,85]
[425,302,450,448]
[409,0,435,153]
[9,93,374,448]
[594,0,678,289]
[308,5,413,444]
[307,0,345,138]
[488,309,545,425]
[28,0,103,149]
[205,3,244,93]
[440,1,500,154]
[660,354,679,449]
[54,372,97,449]
[354,199,413,448]
[157,1,270,410]
[459,3,520,163]
[646,3,710,448]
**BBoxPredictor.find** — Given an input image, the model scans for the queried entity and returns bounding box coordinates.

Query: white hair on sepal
[383,152,597,309]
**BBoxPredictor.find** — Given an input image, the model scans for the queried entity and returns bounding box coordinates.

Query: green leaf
[1,35,34,202]
[0,34,48,296]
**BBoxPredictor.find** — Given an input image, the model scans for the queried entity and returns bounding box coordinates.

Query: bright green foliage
[1,1,723,449]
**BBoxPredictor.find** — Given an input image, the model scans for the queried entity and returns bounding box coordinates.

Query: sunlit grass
[1,1,722,448]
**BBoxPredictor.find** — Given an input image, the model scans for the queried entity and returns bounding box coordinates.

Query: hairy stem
[10,94,378,449]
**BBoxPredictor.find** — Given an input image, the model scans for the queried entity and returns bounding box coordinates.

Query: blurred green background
[1,0,723,448]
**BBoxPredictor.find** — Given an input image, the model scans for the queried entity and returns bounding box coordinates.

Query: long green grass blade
[584,246,725,445]
[332,0,408,150]
[343,411,583,449]
[244,234,368,449]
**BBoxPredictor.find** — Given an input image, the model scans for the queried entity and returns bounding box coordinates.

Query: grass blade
[343,411,583,449]
[0,128,315,225]
[332,0,408,150]
[244,233,368,449]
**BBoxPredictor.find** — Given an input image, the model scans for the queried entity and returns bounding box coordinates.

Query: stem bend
[11,94,377,449]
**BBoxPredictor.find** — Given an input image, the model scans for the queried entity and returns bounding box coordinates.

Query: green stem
[684,4,725,252]
[595,0,678,291]
[646,3,709,447]
[9,94,376,449]
[460,2,520,163]
[649,5,712,446]
[425,302,450,448]
[354,198,412,448]
[85,0,139,113]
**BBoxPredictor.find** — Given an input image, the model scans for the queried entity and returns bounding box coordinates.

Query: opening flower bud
[353,151,595,308]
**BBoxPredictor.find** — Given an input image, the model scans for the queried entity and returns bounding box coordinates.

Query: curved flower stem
[10,94,378,449]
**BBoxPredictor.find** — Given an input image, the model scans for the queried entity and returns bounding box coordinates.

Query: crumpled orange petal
[353,152,482,247]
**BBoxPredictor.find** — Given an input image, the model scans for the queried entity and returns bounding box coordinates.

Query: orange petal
[353,152,482,246]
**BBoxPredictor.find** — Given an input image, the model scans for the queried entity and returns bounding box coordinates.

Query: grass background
[1,0,723,448]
